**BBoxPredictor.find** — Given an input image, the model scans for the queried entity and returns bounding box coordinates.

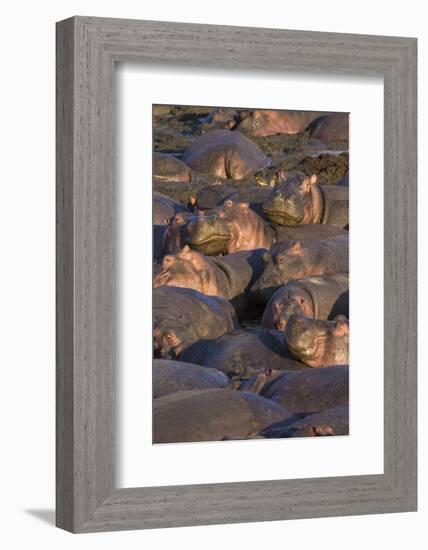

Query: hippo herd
[152,105,350,444]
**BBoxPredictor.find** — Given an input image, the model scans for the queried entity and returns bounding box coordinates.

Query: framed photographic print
[56,16,417,532]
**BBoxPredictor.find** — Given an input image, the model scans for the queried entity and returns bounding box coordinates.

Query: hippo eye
[276,256,285,265]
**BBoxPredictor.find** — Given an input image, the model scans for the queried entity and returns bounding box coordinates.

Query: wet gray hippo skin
[153,388,295,443]
[153,246,267,315]
[262,171,349,229]
[153,359,229,398]
[261,403,349,438]
[153,287,238,359]
[153,224,167,262]
[182,129,271,180]
[251,234,349,304]
[306,113,349,143]
[284,313,349,368]
[153,192,190,225]
[180,328,308,379]
[261,273,349,330]
[153,152,193,182]
[261,365,349,415]
[237,110,329,137]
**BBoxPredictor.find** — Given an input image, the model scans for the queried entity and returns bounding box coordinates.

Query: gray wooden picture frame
[56,16,417,533]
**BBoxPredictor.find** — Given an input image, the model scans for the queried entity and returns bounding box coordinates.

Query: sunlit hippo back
[182,129,271,180]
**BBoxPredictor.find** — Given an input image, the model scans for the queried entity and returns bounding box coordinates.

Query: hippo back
[153,388,294,443]
[182,129,270,178]
[261,365,349,414]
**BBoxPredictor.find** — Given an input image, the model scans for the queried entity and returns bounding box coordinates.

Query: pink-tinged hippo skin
[153,246,267,315]
[237,110,329,137]
[153,359,229,398]
[260,403,349,438]
[199,200,275,254]
[250,234,349,304]
[262,171,349,228]
[261,364,348,415]
[153,388,295,443]
[306,113,349,143]
[153,192,190,225]
[153,287,238,360]
[153,152,193,182]
[284,313,349,368]
[182,129,271,180]
[191,183,273,217]
[180,328,308,380]
[261,273,349,331]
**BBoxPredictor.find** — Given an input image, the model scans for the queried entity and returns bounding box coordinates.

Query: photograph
[152,104,350,443]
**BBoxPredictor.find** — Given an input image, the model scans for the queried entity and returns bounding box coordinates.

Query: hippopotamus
[250,234,349,303]
[260,403,349,438]
[262,171,349,228]
[153,388,294,443]
[284,313,349,368]
[153,286,238,359]
[261,273,349,330]
[306,113,349,143]
[162,200,347,258]
[163,200,275,256]
[180,328,308,379]
[154,224,167,262]
[153,246,266,315]
[153,192,190,225]
[182,129,271,180]
[153,359,229,398]
[191,182,273,216]
[236,110,328,137]
[261,365,349,415]
[204,108,241,130]
[153,152,193,182]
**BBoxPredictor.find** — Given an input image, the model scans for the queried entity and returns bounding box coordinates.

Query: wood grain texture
[56,16,417,533]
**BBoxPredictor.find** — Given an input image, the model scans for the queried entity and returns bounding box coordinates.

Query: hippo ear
[309,174,318,185]
[238,202,250,211]
[180,245,191,256]
[332,319,349,337]
[290,241,302,254]
[163,216,170,225]
[189,196,197,206]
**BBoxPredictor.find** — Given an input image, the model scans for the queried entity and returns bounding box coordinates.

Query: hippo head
[250,241,311,304]
[162,211,197,255]
[153,245,210,294]
[284,313,349,368]
[236,110,274,137]
[263,172,321,226]
[184,210,232,255]
[153,318,196,360]
[270,287,314,331]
